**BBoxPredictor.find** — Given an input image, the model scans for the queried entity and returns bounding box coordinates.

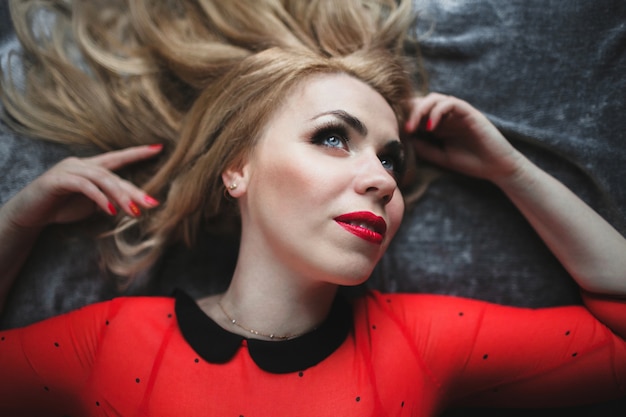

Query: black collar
[174,290,353,374]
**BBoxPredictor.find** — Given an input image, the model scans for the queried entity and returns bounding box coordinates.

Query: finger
[425,98,458,132]
[114,177,160,217]
[60,158,160,216]
[405,93,451,133]
[406,97,434,132]
[85,144,163,171]
[55,174,118,216]
[87,174,159,217]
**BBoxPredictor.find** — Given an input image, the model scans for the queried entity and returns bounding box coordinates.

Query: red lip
[334,211,387,245]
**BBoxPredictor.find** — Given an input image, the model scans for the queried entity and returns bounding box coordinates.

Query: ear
[222,160,250,198]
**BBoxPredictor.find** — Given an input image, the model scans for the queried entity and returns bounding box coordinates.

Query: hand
[2,144,163,231]
[405,93,525,182]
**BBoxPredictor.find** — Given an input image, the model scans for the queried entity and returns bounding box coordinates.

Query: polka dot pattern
[1,291,625,416]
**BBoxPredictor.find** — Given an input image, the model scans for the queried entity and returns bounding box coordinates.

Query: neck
[220,269,338,340]
[210,210,354,340]
[217,243,339,340]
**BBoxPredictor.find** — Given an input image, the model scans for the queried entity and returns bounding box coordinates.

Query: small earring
[228,183,238,190]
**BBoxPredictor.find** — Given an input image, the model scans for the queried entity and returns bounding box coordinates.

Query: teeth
[349,221,375,232]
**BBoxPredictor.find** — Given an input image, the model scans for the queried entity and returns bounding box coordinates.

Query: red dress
[1,290,625,416]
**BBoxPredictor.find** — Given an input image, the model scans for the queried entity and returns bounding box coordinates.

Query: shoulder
[346,290,499,390]
[50,295,176,325]
[90,295,177,335]
[354,290,608,348]
[351,290,534,350]
[355,290,492,322]
[106,295,176,317]
[16,295,179,344]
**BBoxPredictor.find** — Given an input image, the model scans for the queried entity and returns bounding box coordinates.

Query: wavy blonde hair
[1,0,424,281]
[2,0,420,147]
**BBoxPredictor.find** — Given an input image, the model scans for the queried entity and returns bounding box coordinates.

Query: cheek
[386,194,405,241]
[250,153,334,212]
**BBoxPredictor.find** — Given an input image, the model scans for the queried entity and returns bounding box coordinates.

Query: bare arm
[406,93,626,296]
[0,211,41,313]
[493,159,626,295]
[0,145,163,312]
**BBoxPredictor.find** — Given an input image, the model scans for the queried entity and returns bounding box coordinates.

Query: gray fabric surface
[371,0,626,310]
[1,0,625,415]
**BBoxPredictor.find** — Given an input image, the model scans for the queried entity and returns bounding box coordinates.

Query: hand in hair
[406,93,524,183]
[2,145,162,228]
[0,144,162,312]
[406,93,626,298]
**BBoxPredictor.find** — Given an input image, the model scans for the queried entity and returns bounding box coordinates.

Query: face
[229,73,405,286]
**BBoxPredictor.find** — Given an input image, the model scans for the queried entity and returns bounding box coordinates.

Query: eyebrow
[311,110,368,136]
[384,139,405,157]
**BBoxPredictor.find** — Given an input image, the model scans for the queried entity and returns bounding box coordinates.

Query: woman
[2,2,626,417]
[2,47,626,416]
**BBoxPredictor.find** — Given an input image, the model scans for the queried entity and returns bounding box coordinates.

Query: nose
[353,151,398,205]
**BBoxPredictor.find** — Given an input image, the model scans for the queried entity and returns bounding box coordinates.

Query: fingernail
[425,119,433,131]
[148,144,163,151]
[128,202,141,217]
[107,202,117,216]
[144,195,160,207]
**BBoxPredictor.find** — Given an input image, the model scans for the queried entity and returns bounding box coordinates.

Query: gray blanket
[1,1,625,415]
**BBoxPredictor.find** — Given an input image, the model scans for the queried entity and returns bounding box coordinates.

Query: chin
[305,248,383,287]
[326,266,375,287]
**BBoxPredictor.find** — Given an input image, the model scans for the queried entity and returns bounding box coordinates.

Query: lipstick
[334,211,387,245]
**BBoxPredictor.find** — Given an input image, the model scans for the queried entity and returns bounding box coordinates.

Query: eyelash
[310,122,405,180]
[310,123,350,150]
[380,152,405,180]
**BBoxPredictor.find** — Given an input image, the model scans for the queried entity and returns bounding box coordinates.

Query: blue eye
[311,125,350,150]
[322,134,347,149]
[379,141,406,180]
[380,157,396,172]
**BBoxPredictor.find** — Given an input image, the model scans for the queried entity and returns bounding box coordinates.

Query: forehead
[282,73,400,135]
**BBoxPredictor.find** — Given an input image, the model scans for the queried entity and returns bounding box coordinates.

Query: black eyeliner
[309,121,350,146]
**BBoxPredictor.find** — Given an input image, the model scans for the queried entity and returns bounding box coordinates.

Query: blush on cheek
[257,153,335,202]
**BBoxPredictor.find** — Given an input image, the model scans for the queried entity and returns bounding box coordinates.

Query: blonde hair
[2,0,420,148]
[1,0,424,281]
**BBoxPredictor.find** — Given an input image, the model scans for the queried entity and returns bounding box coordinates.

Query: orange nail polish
[128,202,141,217]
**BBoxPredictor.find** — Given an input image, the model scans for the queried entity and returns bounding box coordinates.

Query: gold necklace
[217,300,304,341]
